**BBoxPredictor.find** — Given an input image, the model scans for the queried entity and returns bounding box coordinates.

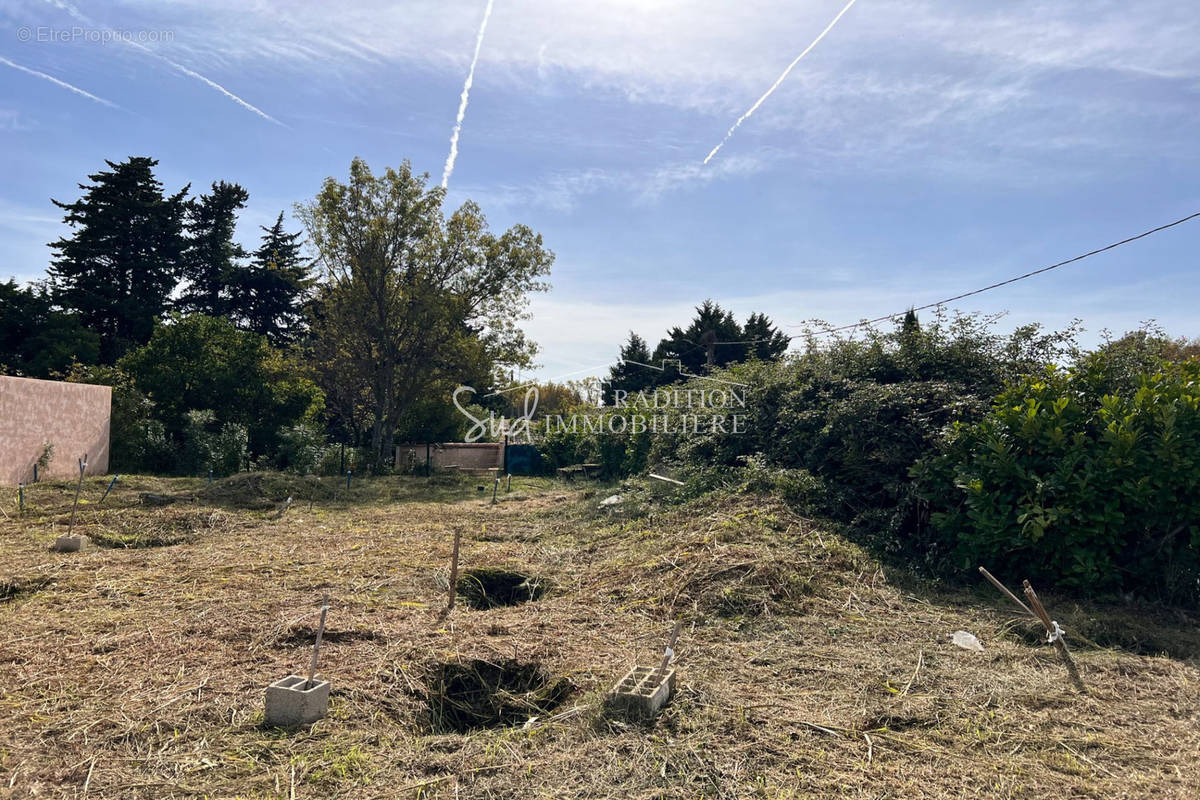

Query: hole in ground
[0,576,51,603]
[426,659,573,733]
[456,568,548,609]
[277,625,384,646]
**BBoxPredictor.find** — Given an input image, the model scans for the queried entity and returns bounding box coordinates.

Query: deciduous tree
[296,158,552,463]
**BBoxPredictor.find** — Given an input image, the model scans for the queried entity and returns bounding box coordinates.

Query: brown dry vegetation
[1,473,1198,799]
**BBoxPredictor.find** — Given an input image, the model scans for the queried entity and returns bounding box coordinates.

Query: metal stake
[447,529,462,611]
[99,474,120,505]
[306,599,330,689]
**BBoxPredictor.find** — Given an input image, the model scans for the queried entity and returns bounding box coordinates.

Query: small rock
[599,494,623,507]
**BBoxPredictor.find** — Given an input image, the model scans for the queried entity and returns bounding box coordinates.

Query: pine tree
[48,157,188,363]
[178,181,250,317]
[602,332,655,404]
[653,300,742,374]
[740,312,791,361]
[235,212,313,345]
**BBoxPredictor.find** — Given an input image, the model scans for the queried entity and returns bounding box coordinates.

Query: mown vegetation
[3,473,1198,798]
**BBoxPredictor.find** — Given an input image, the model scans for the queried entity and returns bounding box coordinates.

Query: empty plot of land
[1,474,1198,798]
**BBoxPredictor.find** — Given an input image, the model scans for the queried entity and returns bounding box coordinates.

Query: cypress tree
[235,212,313,345]
[602,332,655,404]
[178,181,250,318]
[48,157,188,363]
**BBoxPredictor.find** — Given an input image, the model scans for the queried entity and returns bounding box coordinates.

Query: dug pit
[0,576,51,603]
[456,568,549,609]
[426,659,572,733]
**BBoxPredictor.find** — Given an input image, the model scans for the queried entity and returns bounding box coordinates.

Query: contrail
[149,58,285,126]
[703,0,858,165]
[0,55,118,108]
[442,0,495,190]
[40,0,285,126]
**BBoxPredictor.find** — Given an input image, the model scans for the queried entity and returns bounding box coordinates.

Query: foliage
[602,301,790,402]
[916,357,1200,603]
[178,181,250,317]
[0,279,99,377]
[36,441,54,472]
[180,410,249,477]
[236,211,314,346]
[48,157,189,363]
[119,314,323,455]
[274,424,332,474]
[296,158,552,464]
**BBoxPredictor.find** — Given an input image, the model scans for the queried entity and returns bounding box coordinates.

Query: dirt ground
[1,472,1198,799]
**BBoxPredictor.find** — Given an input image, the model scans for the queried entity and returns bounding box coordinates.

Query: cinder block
[51,534,89,553]
[264,675,330,727]
[605,665,676,721]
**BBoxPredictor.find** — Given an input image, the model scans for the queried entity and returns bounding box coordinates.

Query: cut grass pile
[425,659,573,733]
[0,472,1197,798]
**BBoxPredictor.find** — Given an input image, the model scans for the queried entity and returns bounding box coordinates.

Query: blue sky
[1,0,1198,380]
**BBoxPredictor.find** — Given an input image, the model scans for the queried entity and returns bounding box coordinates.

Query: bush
[275,424,331,474]
[120,314,324,456]
[180,410,248,477]
[916,358,1200,603]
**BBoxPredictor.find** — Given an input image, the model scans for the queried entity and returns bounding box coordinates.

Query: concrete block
[605,665,676,721]
[51,534,89,553]
[265,675,330,727]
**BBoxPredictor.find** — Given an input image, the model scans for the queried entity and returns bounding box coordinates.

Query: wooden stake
[447,528,462,611]
[977,566,1035,617]
[67,455,87,537]
[306,598,329,689]
[491,478,499,504]
[272,496,294,520]
[1022,580,1086,694]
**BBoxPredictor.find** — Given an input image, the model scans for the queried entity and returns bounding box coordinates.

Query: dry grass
[1,473,1198,799]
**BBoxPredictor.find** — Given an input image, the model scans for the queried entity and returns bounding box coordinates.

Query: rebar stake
[306,599,330,689]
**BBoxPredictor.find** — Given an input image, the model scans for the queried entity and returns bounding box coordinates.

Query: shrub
[180,410,248,477]
[275,424,331,474]
[916,358,1200,603]
[119,314,324,456]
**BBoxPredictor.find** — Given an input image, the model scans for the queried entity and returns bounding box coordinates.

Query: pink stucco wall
[0,375,112,485]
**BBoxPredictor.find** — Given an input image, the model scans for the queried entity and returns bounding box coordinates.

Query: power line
[788,210,1200,338]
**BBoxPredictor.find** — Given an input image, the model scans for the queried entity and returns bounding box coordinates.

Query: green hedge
[916,358,1200,603]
